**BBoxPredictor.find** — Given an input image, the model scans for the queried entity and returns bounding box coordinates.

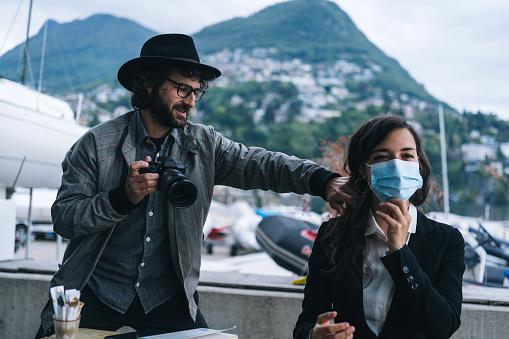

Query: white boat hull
[0,79,88,189]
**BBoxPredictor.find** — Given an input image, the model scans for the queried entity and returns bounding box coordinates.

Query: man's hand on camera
[325,176,358,215]
[125,156,159,204]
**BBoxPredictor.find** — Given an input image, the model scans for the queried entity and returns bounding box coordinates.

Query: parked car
[12,188,56,252]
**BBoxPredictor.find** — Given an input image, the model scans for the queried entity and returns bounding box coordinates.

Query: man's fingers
[329,201,345,215]
[136,178,159,189]
[341,181,359,207]
[326,177,359,211]
[336,190,358,208]
[130,160,150,174]
[345,196,358,208]
[124,157,159,204]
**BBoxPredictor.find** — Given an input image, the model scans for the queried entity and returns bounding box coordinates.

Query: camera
[139,156,197,208]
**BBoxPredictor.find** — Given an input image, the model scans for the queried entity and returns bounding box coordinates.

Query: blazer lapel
[409,212,443,273]
[342,282,378,338]
[379,212,443,335]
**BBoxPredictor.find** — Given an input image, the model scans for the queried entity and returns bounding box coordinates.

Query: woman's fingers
[377,198,411,251]
[316,311,337,325]
[313,312,355,339]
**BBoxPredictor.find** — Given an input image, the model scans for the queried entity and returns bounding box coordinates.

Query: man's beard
[147,90,191,129]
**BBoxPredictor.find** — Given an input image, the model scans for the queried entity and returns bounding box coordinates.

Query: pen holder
[53,316,81,339]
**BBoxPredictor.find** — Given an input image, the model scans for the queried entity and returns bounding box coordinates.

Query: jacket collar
[121,111,201,164]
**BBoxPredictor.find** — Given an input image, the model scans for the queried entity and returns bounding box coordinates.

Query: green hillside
[194,0,433,101]
[0,14,156,93]
[1,1,432,101]
[1,1,509,207]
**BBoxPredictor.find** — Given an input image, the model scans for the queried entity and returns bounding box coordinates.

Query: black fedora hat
[117,33,221,91]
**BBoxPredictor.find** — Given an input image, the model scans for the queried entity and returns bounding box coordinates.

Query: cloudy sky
[1,0,508,119]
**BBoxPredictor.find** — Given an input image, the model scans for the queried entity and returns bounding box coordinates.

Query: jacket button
[412,282,420,290]
[403,266,410,274]
[407,275,414,283]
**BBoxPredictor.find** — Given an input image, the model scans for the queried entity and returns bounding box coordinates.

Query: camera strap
[118,125,130,187]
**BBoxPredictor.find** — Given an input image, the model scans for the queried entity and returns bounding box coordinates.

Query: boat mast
[20,0,34,85]
[438,104,450,214]
[37,20,48,94]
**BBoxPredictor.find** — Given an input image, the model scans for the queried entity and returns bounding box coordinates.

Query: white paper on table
[140,326,237,339]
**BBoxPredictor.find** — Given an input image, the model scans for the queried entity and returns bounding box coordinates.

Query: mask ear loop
[354,178,370,193]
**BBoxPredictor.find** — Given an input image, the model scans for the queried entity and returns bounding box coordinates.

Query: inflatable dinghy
[256,215,319,275]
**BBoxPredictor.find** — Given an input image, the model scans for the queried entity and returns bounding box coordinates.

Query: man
[36,34,357,337]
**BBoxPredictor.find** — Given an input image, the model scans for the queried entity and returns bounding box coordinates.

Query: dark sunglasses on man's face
[166,78,206,102]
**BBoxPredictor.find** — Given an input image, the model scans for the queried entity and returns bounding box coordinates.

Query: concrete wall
[453,304,509,339]
[199,285,509,339]
[0,273,51,339]
[198,286,302,339]
[1,272,508,339]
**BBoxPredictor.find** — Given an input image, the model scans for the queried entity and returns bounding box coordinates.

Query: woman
[294,115,465,339]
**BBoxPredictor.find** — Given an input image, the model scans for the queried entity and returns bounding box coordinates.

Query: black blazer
[294,211,465,339]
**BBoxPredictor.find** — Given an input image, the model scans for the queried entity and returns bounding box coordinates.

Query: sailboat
[0,78,88,191]
[0,0,88,260]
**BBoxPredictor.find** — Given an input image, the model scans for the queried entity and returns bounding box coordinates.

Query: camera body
[141,156,186,176]
[139,156,197,208]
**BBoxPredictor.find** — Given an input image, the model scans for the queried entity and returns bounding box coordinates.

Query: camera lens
[159,169,197,208]
[168,180,197,208]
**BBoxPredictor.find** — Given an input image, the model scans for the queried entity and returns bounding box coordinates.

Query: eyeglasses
[166,78,206,102]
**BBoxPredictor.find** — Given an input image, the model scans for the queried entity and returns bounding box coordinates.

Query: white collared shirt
[362,204,417,335]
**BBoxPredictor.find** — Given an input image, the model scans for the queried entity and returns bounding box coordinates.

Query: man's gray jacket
[40,110,335,332]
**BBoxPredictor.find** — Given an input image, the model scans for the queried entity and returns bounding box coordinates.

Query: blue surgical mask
[365,159,423,202]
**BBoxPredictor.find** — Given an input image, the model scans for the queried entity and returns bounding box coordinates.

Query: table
[44,328,238,338]
[44,327,119,338]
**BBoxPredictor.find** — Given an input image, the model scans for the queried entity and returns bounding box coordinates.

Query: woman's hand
[376,198,411,252]
[311,311,355,339]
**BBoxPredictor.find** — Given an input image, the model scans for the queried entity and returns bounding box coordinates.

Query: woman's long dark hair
[321,115,432,288]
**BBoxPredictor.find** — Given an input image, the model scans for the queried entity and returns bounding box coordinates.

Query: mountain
[0,14,156,93]
[193,0,434,102]
[1,0,431,102]
[1,1,509,206]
